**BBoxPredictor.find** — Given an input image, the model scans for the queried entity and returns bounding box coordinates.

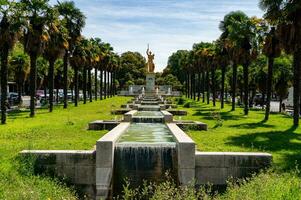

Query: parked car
[253,93,266,106]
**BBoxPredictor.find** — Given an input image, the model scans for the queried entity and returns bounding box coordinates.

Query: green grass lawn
[176,98,301,171]
[1,96,301,199]
[0,96,130,199]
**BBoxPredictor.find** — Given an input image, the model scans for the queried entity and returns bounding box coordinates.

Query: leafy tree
[117,51,146,89]
[21,0,51,117]
[56,1,85,108]
[9,52,30,104]
[0,1,23,124]
[263,27,281,120]
[260,0,301,125]
[43,9,68,112]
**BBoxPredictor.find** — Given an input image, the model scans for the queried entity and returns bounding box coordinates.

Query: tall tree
[263,27,281,120]
[57,1,85,108]
[22,0,50,117]
[0,1,23,123]
[260,0,301,125]
[43,10,68,112]
[10,53,30,104]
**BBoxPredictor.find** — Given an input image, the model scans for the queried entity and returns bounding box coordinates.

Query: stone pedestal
[146,73,155,93]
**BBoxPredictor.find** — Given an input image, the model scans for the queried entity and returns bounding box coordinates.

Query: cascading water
[113,123,177,197]
[132,111,164,123]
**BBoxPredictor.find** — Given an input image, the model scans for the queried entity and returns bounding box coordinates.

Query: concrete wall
[96,122,130,199]
[20,150,96,199]
[167,123,195,185]
[195,152,272,185]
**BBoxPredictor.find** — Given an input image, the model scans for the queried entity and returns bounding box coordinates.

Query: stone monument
[146,45,156,93]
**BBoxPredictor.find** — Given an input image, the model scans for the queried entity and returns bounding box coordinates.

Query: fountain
[156,87,159,95]
[167,87,171,95]
[113,123,177,196]
[129,86,133,95]
[142,87,145,95]
[19,46,272,200]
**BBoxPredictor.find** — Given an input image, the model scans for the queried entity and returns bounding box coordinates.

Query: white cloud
[52,0,263,71]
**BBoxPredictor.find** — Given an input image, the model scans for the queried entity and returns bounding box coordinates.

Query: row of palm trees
[0,0,119,124]
[183,4,301,125]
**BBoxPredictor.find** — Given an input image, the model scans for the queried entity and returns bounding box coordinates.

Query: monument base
[146,73,156,93]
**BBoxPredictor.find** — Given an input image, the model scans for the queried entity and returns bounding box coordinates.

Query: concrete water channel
[21,95,272,199]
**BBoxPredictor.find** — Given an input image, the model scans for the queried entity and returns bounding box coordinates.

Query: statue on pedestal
[146,44,155,73]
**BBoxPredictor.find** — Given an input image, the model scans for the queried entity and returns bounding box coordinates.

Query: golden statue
[146,44,155,73]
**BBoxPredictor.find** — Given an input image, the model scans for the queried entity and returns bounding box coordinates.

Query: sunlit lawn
[0,96,130,199]
[177,98,301,171]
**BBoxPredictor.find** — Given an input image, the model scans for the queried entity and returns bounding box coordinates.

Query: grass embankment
[176,98,301,171]
[0,96,130,199]
[172,98,301,200]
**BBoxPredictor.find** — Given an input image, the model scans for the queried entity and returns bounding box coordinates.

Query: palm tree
[216,40,229,109]
[43,11,68,112]
[263,27,281,120]
[70,37,86,107]
[0,1,23,124]
[21,0,51,117]
[220,11,264,114]
[10,53,30,105]
[220,12,243,111]
[260,0,301,125]
[57,1,85,109]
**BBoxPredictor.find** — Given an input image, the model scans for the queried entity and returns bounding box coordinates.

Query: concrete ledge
[88,120,120,130]
[123,110,138,122]
[161,110,173,123]
[175,121,208,131]
[96,122,130,199]
[167,123,195,185]
[20,150,96,198]
[111,109,131,115]
[167,110,187,116]
[195,152,272,185]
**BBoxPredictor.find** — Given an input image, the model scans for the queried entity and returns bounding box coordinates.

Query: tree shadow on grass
[192,109,245,121]
[225,125,300,170]
[229,120,276,129]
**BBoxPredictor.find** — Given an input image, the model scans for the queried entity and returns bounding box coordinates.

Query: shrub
[183,101,197,108]
[176,97,185,105]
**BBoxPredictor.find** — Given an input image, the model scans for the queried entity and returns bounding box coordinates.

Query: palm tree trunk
[221,65,226,109]
[112,71,116,96]
[109,71,111,97]
[265,57,274,120]
[100,70,103,100]
[48,59,55,112]
[29,54,37,117]
[211,67,216,107]
[243,63,249,115]
[1,48,9,124]
[108,71,111,98]
[279,98,283,113]
[83,67,87,104]
[104,70,107,99]
[197,72,201,101]
[186,73,189,98]
[88,68,92,102]
[293,48,301,126]
[193,73,196,101]
[56,84,59,104]
[202,71,205,103]
[111,72,113,97]
[232,64,237,111]
[63,50,68,109]
[74,67,79,107]
[94,68,98,101]
[206,71,210,104]
[190,73,193,99]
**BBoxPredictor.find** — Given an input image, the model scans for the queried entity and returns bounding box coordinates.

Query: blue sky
[52,0,263,71]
